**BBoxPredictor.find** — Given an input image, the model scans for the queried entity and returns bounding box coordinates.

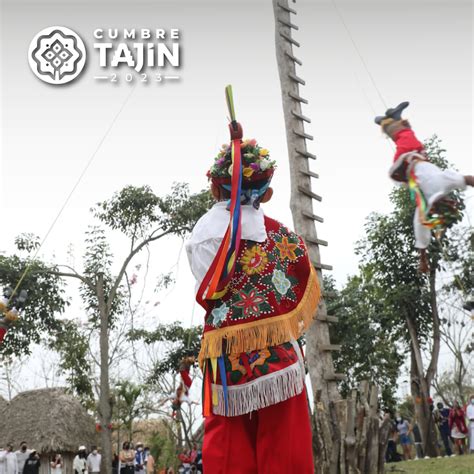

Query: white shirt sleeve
[186,237,222,291]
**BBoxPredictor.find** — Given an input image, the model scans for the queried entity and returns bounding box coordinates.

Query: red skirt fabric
[202,390,314,474]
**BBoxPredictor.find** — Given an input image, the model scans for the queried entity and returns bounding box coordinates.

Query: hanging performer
[170,356,199,418]
[375,101,474,273]
[0,287,27,344]
[185,86,320,474]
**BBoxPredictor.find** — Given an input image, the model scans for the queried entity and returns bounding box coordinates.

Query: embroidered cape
[198,216,320,366]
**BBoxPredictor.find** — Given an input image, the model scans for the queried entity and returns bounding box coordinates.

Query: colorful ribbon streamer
[408,166,444,233]
[196,86,243,310]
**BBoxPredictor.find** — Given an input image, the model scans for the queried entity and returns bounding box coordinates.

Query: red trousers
[202,391,314,474]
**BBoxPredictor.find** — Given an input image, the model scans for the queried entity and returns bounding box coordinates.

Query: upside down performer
[185,86,320,474]
[171,356,199,418]
[375,101,474,273]
[0,287,27,344]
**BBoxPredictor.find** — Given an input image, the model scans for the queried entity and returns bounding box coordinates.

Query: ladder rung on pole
[278,18,299,30]
[293,129,314,140]
[296,148,317,160]
[289,91,308,103]
[298,185,321,201]
[312,261,333,271]
[277,2,297,14]
[288,73,305,86]
[317,314,339,323]
[292,111,311,123]
[280,32,300,47]
[300,169,319,179]
[302,211,324,223]
[285,51,303,66]
[306,237,328,247]
[321,344,342,351]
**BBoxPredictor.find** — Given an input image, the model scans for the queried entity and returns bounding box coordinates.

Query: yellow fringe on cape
[198,265,321,366]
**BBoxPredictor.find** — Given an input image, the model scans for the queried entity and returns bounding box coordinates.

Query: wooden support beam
[298,185,321,201]
[300,169,319,179]
[306,237,328,247]
[280,32,300,47]
[291,110,311,122]
[317,314,340,323]
[293,129,314,140]
[312,261,333,271]
[302,211,324,223]
[277,2,297,15]
[295,148,317,160]
[285,51,303,66]
[288,91,308,103]
[278,18,299,30]
[288,73,305,86]
[324,373,347,381]
[321,344,342,351]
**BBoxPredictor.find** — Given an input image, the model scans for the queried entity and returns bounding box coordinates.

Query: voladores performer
[185,86,320,473]
[375,101,473,272]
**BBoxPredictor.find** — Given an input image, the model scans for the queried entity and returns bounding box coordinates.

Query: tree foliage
[129,322,202,384]
[0,234,68,357]
[327,275,403,408]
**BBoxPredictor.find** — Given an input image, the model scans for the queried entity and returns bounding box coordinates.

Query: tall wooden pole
[272,1,345,471]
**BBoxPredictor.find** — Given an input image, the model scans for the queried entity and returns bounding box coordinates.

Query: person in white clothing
[15,443,29,474]
[0,446,7,474]
[73,447,87,474]
[87,447,101,474]
[50,454,62,474]
[467,394,474,454]
[4,445,18,474]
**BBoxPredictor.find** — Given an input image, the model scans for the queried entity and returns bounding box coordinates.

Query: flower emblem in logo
[28,26,86,85]
[272,270,291,295]
[211,304,228,327]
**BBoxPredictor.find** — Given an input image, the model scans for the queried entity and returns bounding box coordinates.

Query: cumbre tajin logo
[28,26,87,85]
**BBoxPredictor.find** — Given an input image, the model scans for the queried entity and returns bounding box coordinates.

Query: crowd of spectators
[385,395,474,462]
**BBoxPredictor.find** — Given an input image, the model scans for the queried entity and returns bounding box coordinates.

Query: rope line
[329,0,388,109]
[6,84,137,305]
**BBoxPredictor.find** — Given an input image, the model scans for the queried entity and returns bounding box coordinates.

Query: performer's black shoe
[374,115,386,125]
[385,101,410,121]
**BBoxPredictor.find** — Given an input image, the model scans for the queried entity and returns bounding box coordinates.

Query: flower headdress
[207,139,276,183]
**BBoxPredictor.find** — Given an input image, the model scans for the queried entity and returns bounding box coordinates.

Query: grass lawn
[386,455,474,473]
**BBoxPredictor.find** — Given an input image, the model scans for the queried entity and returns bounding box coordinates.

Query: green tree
[327,275,403,409]
[355,136,465,456]
[0,234,67,357]
[2,184,210,474]
[114,380,143,442]
[130,321,202,450]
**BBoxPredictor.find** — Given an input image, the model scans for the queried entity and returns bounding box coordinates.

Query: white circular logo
[28,26,86,85]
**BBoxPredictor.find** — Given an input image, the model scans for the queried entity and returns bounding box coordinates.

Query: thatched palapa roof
[0,388,96,453]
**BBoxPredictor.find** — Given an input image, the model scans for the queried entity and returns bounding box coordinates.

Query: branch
[107,228,173,313]
[32,267,94,290]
